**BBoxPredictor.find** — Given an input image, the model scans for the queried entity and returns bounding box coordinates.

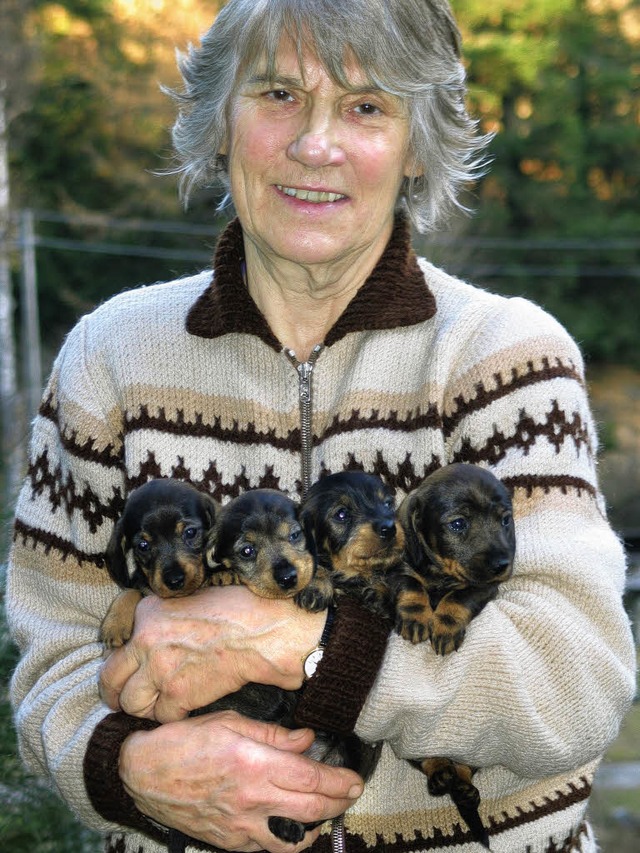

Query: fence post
[20,208,41,420]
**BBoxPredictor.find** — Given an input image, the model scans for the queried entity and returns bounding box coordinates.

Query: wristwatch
[302,604,336,681]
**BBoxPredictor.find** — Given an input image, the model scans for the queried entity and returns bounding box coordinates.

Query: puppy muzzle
[273,558,299,591]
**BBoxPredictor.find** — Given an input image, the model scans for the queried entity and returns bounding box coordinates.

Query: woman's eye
[266,88,294,103]
[447,518,468,534]
[240,544,256,560]
[354,102,381,116]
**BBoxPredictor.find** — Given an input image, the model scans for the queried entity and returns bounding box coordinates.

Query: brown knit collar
[186,215,436,352]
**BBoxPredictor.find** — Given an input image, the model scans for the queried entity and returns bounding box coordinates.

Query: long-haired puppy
[397,462,517,850]
[300,469,405,613]
[205,488,334,612]
[100,478,218,649]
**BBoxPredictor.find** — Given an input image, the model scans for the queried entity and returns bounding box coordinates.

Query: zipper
[285,344,345,848]
[285,343,324,499]
[330,815,347,853]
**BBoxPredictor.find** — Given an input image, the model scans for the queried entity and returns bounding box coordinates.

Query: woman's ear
[404,152,424,179]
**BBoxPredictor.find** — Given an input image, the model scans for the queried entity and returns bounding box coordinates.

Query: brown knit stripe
[134,452,287,502]
[317,403,443,442]
[315,778,592,853]
[443,357,583,438]
[26,448,125,531]
[488,777,592,837]
[40,393,123,466]
[506,474,597,500]
[122,398,590,466]
[12,519,107,568]
[124,404,299,451]
[454,401,592,467]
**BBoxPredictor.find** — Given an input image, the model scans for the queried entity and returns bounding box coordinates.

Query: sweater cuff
[84,711,167,843]
[294,597,391,735]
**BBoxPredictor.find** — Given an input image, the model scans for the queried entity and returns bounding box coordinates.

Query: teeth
[277,186,345,203]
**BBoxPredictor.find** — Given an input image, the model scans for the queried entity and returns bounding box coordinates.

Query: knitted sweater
[8,217,636,853]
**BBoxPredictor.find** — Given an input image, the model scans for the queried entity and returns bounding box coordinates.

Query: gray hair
[167,0,492,233]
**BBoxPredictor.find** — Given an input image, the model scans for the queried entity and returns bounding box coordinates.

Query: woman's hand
[120,710,364,853]
[99,585,326,722]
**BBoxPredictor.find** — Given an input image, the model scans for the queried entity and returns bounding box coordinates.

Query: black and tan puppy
[397,462,516,850]
[205,488,334,612]
[100,478,218,649]
[398,463,515,653]
[300,469,406,613]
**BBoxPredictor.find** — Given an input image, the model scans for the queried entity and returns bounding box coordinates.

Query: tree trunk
[0,83,23,505]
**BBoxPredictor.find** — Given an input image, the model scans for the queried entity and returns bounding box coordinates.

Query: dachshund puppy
[205,487,334,612]
[100,478,218,649]
[397,462,517,850]
[300,469,406,613]
[398,463,515,653]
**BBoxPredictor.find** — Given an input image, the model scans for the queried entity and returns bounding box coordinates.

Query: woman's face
[223,38,416,272]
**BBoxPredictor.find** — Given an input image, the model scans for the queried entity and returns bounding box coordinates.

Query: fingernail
[287,728,309,741]
[348,784,364,798]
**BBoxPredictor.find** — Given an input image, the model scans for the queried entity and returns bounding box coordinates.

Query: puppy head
[206,489,315,599]
[301,471,404,581]
[400,464,515,585]
[106,479,218,597]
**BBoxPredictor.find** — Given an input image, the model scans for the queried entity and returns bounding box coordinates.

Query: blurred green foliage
[4,0,640,363]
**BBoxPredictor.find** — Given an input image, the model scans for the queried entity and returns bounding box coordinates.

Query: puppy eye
[447,518,468,534]
[383,497,394,510]
[501,513,513,528]
[240,544,256,560]
[183,526,199,542]
[136,540,150,553]
[289,527,303,544]
[333,506,350,524]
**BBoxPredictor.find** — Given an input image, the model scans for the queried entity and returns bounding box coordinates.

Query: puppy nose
[376,521,396,541]
[490,557,511,576]
[164,567,186,590]
[273,559,298,590]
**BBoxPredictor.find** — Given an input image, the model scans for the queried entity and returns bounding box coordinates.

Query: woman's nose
[287,113,346,168]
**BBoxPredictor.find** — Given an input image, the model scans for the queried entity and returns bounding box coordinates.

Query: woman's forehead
[241,34,382,93]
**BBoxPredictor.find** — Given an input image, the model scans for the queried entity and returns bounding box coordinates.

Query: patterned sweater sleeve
[7,315,129,832]
[354,291,637,778]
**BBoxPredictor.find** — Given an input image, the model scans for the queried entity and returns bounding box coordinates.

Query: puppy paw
[428,617,466,655]
[267,816,307,843]
[208,569,239,586]
[397,616,430,644]
[99,625,129,650]
[100,589,141,649]
[295,581,333,613]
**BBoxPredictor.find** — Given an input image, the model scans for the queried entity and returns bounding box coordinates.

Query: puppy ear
[399,490,436,570]
[299,499,318,553]
[199,491,219,530]
[204,523,220,569]
[105,518,132,588]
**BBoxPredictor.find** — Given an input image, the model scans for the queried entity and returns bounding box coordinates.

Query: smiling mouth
[276,185,346,203]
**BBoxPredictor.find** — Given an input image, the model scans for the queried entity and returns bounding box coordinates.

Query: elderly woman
[7,1,635,853]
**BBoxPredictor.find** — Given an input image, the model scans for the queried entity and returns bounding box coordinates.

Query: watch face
[304,647,325,679]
